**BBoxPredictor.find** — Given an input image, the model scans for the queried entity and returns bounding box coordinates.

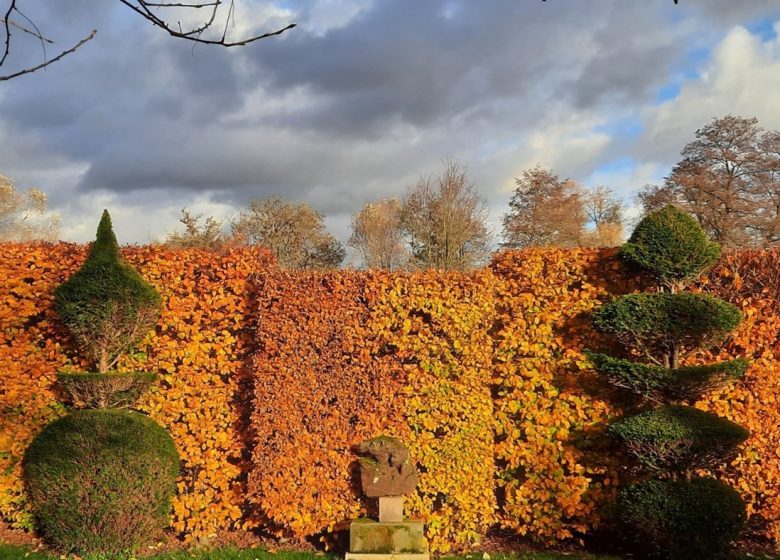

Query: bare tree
[400,160,490,270]
[164,207,226,249]
[231,196,345,269]
[636,183,680,217]
[580,186,624,247]
[638,115,780,247]
[502,166,586,248]
[0,1,295,81]
[349,198,407,270]
[0,173,59,241]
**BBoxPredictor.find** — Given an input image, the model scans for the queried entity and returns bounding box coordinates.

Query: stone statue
[356,436,417,498]
[348,436,428,559]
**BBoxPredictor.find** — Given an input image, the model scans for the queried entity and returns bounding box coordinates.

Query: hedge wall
[2,244,779,550]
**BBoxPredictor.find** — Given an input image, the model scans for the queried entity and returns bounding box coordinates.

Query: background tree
[400,160,490,270]
[164,208,226,250]
[0,1,295,81]
[231,197,345,269]
[637,115,780,247]
[0,173,59,241]
[502,166,586,248]
[581,186,624,247]
[349,198,407,270]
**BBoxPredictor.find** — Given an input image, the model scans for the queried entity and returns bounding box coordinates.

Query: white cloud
[639,23,780,164]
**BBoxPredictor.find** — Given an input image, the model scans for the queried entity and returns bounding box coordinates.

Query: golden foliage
[2,244,780,548]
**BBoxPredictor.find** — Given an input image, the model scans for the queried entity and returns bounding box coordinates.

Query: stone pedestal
[378,496,403,523]
[345,519,429,560]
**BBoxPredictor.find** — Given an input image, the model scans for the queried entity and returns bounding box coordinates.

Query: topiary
[617,477,746,560]
[591,293,741,369]
[23,409,179,555]
[585,352,748,401]
[588,205,748,558]
[620,205,721,289]
[609,405,749,471]
[55,210,161,374]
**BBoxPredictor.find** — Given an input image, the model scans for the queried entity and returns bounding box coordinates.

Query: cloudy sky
[2,0,780,256]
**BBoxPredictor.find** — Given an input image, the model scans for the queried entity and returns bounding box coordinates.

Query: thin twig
[117,0,295,47]
[0,29,96,81]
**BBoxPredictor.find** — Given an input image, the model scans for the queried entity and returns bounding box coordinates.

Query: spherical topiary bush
[620,205,721,288]
[23,409,179,554]
[617,477,746,560]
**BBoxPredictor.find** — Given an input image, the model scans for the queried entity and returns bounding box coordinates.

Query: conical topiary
[588,205,748,559]
[55,210,161,374]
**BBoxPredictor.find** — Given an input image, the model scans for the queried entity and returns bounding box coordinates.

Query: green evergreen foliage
[55,210,162,372]
[620,205,721,287]
[587,352,748,401]
[591,293,741,361]
[23,409,179,554]
[589,206,748,557]
[609,405,749,471]
[617,477,746,560]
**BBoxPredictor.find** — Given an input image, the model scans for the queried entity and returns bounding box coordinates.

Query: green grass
[1,545,777,560]
[0,545,334,560]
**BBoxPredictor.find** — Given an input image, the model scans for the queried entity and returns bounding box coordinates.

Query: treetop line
[2,115,779,270]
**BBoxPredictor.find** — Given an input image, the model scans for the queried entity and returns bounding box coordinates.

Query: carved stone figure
[356,436,417,498]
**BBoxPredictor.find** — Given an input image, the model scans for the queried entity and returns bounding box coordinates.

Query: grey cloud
[0,0,778,244]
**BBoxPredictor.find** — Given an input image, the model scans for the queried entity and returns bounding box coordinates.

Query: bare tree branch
[116,0,295,48]
[0,28,95,81]
[0,0,295,81]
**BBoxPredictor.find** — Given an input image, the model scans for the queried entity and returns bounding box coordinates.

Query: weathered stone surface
[378,496,404,523]
[345,553,429,560]
[357,436,417,498]
[349,519,428,554]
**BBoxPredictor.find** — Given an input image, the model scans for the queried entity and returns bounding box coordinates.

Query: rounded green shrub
[620,205,721,287]
[23,409,179,554]
[609,405,749,471]
[55,210,161,372]
[591,293,741,359]
[617,477,746,559]
[587,352,748,401]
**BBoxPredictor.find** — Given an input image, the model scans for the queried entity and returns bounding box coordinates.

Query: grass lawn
[0,546,617,560]
[1,545,778,560]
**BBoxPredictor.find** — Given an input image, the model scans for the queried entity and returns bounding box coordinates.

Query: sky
[2,0,780,259]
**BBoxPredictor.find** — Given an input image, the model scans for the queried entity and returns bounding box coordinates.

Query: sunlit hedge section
[370,271,498,551]
[3,244,780,547]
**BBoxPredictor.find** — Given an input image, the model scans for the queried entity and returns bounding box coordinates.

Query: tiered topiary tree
[24,210,179,555]
[54,209,162,406]
[588,205,749,559]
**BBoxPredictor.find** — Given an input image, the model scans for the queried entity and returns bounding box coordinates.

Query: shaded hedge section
[2,244,780,549]
[23,410,179,554]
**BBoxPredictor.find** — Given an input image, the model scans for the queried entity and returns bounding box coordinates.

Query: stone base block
[349,519,428,555]
[345,553,429,560]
